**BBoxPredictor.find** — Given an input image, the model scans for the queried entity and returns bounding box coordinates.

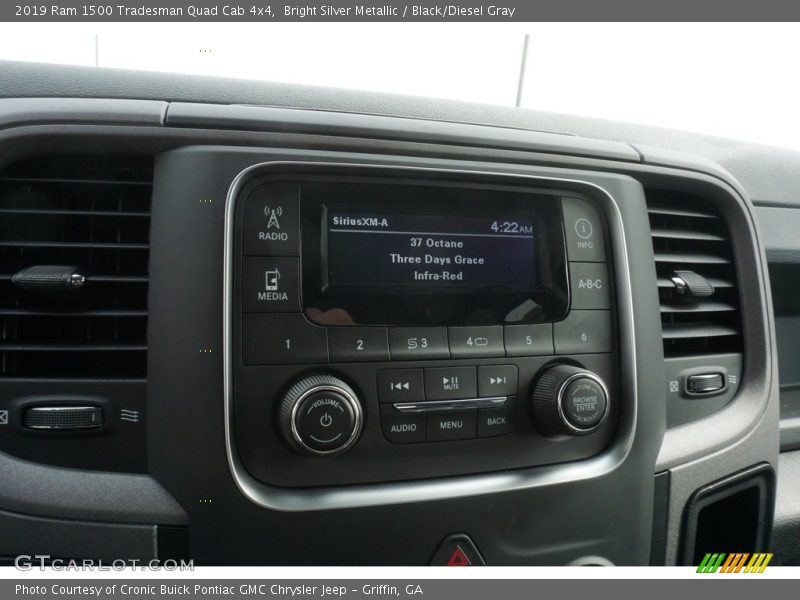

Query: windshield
[2,22,799,151]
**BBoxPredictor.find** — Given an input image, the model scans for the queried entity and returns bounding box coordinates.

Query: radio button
[477,398,514,438]
[329,327,390,362]
[389,327,449,360]
[504,323,554,356]
[570,262,610,310]
[243,183,300,256]
[242,314,328,365]
[426,410,477,442]
[381,409,426,444]
[478,365,518,397]
[563,197,606,262]
[377,369,425,403]
[242,257,301,313]
[553,310,612,354]
[425,366,477,400]
[448,326,504,358]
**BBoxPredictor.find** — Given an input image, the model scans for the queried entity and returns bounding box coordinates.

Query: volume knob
[279,375,363,457]
[531,365,609,437]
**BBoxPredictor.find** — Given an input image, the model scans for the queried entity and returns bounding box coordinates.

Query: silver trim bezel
[224,160,637,512]
[393,397,507,413]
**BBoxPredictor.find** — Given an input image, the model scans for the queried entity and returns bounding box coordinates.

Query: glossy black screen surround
[300,178,569,327]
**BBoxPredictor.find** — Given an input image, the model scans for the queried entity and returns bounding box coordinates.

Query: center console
[229,162,619,497]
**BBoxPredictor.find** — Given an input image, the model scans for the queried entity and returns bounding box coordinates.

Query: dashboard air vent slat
[647,191,742,357]
[0,158,152,379]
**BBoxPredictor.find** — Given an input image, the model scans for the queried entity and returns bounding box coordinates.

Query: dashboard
[0,59,793,566]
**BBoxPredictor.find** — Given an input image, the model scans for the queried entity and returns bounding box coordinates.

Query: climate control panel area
[228,163,620,489]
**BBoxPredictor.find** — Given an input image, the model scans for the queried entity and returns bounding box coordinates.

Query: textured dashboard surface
[2,59,800,207]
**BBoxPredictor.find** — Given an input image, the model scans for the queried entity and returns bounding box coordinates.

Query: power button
[279,375,364,456]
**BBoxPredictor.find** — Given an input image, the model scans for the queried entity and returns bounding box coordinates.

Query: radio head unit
[231,164,616,490]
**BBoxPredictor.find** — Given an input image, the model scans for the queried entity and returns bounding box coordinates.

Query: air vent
[647,191,742,357]
[0,157,152,378]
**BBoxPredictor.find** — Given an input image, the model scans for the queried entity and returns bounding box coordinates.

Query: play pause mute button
[377,369,424,403]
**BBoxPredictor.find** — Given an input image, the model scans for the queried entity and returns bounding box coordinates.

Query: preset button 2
[329,327,390,362]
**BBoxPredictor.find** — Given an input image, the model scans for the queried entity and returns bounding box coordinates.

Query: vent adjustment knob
[531,365,609,436]
[279,375,363,457]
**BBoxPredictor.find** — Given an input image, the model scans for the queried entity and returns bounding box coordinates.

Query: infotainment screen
[296,178,569,326]
[324,211,537,290]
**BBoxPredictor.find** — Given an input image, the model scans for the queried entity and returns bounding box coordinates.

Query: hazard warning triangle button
[430,533,485,566]
[446,546,471,566]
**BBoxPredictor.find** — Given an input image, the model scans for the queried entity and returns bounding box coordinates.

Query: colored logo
[697,552,773,573]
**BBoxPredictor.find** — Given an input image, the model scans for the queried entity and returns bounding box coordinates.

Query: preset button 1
[242,314,328,365]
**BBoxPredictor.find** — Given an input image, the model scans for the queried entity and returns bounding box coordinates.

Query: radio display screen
[294,179,569,326]
[324,212,537,290]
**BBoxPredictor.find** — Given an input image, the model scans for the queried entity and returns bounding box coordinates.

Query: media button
[389,327,449,360]
[381,409,425,444]
[570,262,610,310]
[424,366,477,400]
[477,398,514,438]
[377,369,425,403]
[504,323,554,356]
[242,257,300,313]
[478,365,518,397]
[243,182,300,256]
[426,410,477,442]
[329,327,390,362]
[553,310,612,354]
[242,314,328,365]
[448,326,504,358]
